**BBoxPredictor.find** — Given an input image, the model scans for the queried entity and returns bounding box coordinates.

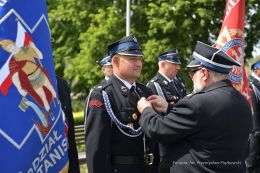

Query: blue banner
[0,1,69,172]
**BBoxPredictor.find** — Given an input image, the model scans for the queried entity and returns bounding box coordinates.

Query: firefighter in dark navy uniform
[96,54,113,83]
[84,54,113,129]
[146,49,186,173]
[137,41,252,173]
[246,61,260,173]
[85,35,158,173]
[147,49,186,104]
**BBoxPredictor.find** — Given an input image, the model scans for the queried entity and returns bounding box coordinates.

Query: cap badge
[133,36,137,42]
[121,86,128,92]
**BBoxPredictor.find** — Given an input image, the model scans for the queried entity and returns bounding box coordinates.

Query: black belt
[112,153,154,165]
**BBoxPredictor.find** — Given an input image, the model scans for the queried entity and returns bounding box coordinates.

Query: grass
[73,111,84,125]
[77,144,86,153]
[73,111,84,119]
[73,111,88,172]
[80,164,88,173]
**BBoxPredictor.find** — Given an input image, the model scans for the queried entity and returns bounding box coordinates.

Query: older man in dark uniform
[96,54,113,82]
[147,49,186,173]
[246,61,260,173]
[85,35,158,173]
[147,49,186,103]
[137,41,252,173]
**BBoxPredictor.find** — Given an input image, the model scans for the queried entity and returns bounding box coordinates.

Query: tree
[65,4,125,97]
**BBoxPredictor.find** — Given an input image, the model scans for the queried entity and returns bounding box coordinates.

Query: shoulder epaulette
[147,76,159,84]
[92,85,102,90]
[93,80,112,91]
[153,76,159,82]
[102,80,112,89]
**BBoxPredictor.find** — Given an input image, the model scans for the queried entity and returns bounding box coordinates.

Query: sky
[252,44,260,57]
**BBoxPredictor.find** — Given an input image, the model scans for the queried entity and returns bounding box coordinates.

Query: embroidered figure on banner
[0,21,58,136]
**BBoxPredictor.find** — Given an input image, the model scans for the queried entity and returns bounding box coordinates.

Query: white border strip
[193,52,233,68]
[0,107,62,150]
[0,9,51,39]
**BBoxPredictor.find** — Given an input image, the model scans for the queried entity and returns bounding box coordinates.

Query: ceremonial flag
[215,0,251,105]
[0,1,69,172]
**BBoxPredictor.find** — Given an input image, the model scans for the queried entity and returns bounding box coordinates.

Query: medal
[132,113,138,121]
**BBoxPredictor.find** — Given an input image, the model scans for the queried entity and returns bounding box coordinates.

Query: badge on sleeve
[89,99,103,108]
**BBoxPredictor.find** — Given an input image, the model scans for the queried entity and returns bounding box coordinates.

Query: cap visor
[218,51,241,67]
[117,50,143,57]
[165,60,181,64]
[187,58,202,68]
[103,63,112,66]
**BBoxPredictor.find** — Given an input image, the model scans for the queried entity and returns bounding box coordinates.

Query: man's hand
[137,97,152,113]
[147,95,168,113]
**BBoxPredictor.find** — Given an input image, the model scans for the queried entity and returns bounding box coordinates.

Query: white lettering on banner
[18,130,68,173]
[224,0,240,20]
[49,149,62,164]
[44,159,53,172]
[36,165,43,173]
[62,138,68,151]
[0,0,7,7]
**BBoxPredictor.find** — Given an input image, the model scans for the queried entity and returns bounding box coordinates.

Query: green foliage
[245,0,260,61]
[47,0,89,77]
[47,0,260,111]
[65,5,125,97]
[71,98,85,112]
[73,112,84,126]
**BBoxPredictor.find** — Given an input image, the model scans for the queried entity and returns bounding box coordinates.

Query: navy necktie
[129,86,140,106]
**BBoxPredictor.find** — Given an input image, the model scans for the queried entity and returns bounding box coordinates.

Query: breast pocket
[117,107,135,123]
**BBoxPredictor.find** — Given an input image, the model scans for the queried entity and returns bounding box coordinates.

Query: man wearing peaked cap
[187,41,241,93]
[246,61,260,173]
[96,54,113,81]
[137,41,252,173]
[147,49,186,103]
[251,61,260,71]
[85,35,158,173]
[187,41,240,73]
[157,49,181,64]
[147,49,186,173]
[83,54,113,138]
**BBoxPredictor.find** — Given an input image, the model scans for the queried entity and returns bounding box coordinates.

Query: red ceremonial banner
[215,0,252,106]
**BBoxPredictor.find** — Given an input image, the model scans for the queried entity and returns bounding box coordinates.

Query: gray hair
[207,69,229,82]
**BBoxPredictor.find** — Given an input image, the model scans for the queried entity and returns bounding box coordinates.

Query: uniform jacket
[174,75,186,98]
[140,79,252,173]
[249,74,260,131]
[246,74,260,169]
[85,75,158,173]
[147,72,186,103]
[56,76,80,173]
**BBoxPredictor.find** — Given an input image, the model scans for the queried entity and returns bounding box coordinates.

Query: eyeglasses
[189,68,202,78]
